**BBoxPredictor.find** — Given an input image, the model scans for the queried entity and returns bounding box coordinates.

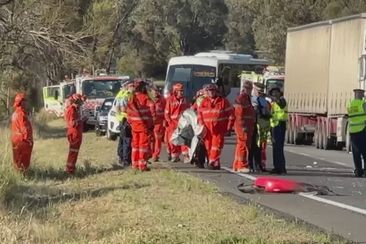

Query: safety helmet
[173,83,184,92]
[205,84,218,91]
[13,93,26,108]
[134,78,144,87]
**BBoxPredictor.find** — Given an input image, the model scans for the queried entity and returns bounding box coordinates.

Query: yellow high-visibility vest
[347,99,366,134]
[270,102,288,127]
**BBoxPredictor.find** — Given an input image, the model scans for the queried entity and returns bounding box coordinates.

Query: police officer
[269,87,288,174]
[115,80,134,167]
[347,89,366,177]
[249,82,271,172]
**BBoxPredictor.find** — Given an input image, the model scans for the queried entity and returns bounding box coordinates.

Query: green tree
[224,0,255,54]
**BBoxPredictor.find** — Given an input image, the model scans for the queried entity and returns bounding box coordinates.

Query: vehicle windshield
[82,80,122,99]
[101,99,114,111]
[266,79,284,92]
[62,84,76,99]
[165,65,216,101]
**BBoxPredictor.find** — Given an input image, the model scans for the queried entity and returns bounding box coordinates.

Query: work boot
[183,155,190,164]
[171,157,180,163]
[354,169,363,177]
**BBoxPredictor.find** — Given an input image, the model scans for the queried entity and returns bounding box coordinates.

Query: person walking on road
[164,83,189,162]
[150,85,166,162]
[198,84,234,170]
[11,93,33,174]
[269,87,288,174]
[232,80,256,173]
[347,89,366,177]
[65,94,84,174]
[127,79,155,171]
[115,80,134,167]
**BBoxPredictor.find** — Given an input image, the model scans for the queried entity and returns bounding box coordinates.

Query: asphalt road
[166,136,366,243]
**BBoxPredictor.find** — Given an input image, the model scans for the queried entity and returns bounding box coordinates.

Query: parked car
[107,98,120,141]
[95,97,114,136]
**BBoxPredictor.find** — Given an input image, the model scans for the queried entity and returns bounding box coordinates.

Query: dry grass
[0,118,344,243]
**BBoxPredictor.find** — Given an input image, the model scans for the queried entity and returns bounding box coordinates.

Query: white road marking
[300,152,310,156]
[298,193,366,216]
[221,167,366,216]
[333,161,349,167]
[221,166,256,181]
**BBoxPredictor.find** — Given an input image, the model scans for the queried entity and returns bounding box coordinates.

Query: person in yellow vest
[115,80,135,167]
[347,89,366,177]
[269,87,288,174]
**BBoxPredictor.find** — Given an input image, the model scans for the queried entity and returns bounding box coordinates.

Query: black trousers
[350,129,366,172]
[272,123,286,172]
[248,126,262,170]
[117,120,132,165]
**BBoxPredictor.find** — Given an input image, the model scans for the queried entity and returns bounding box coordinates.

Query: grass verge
[0,118,345,243]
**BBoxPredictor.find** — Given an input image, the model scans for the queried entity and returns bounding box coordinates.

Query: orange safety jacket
[164,95,189,127]
[11,107,33,143]
[127,92,155,131]
[154,96,166,125]
[233,93,256,132]
[198,96,234,132]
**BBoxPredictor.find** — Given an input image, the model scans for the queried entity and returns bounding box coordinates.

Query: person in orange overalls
[150,86,166,162]
[232,80,256,172]
[11,93,33,173]
[164,83,189,162]
[198,84,234,170]
[127,79,155,171]
[65,94,84,174]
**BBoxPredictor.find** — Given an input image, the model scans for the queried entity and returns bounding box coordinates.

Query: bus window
[166,65,216,101]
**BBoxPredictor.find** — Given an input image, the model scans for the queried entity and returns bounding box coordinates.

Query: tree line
[0,0,366,113]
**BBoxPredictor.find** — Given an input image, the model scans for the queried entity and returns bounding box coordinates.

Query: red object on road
[254,177,301,193]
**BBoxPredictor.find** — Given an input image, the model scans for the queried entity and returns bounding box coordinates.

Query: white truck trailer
[285,14,366,151]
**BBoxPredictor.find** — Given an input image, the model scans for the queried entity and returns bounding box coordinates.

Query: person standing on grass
[65,94,84,175]
[115,80,134,167]
[127,79,155,171]
[11,93,33,174]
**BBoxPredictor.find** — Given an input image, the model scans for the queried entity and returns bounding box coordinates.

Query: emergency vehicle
[42,81,75,117]
[164,51,268,103]
[74,73,129,128]
[263,66,285,94]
